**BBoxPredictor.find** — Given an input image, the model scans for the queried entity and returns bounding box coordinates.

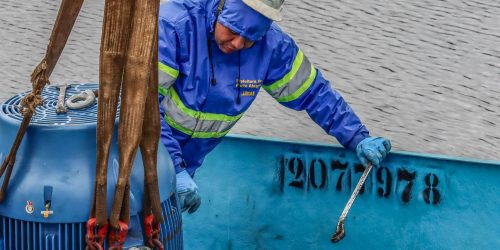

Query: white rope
[66,90,96,110]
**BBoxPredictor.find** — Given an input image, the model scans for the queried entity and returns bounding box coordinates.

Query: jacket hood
[207,0,272,41]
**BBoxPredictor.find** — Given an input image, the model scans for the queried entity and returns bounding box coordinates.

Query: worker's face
[214,22,254,54]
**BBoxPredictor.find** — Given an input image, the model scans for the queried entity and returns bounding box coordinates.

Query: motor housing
[0,83,182,249]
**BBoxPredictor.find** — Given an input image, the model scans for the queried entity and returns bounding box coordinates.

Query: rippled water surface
[1,0,499,160]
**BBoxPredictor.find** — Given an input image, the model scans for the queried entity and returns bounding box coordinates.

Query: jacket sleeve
[158,16,185,172]
[262,31,369,150]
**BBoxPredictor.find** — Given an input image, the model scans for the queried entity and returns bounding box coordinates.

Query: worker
[157,0,391,213]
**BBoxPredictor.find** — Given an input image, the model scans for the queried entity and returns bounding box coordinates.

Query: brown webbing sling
[140,28,165,248]
[0,0,85,202]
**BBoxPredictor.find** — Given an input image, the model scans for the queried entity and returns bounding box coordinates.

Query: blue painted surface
[184,134,500,249]
[0,84,182,249]
[1,84,499,249]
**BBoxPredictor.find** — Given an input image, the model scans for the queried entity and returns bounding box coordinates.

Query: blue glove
[356,137,391,167]
[176,170,201,214]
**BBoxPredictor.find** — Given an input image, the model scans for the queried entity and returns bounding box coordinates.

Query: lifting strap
[93,1,164,249]
[0,0,85,202]
[141,27,165,250]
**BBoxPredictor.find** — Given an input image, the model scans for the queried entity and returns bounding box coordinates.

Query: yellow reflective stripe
[276,66,317,103]
[263,50,304,92]
[158,61,179,79]
[159,87,168,96]
[167,88,243,122]
[164,114,192,135]
[164,114,230,138]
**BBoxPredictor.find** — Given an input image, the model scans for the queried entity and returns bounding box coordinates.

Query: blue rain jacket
[158,0,370,175]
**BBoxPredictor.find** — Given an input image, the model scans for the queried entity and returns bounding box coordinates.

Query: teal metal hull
[184,134,500,249]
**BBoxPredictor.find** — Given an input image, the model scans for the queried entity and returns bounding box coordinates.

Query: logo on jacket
[237,79,263,97]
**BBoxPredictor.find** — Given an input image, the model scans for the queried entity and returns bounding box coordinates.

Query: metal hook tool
[331,163,373,243]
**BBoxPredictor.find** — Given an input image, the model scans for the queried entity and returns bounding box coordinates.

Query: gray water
[1,0,499,161]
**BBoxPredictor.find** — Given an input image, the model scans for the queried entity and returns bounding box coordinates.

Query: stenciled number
[331,160,349,191]
[397,169,416,203]
[423,173,441,205]
[281,156,443,205]
[288,157,305,189]
[376,167,392,198]
[309,159,327,189]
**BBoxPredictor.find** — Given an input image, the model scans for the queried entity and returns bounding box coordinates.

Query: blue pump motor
[0,83,182,249]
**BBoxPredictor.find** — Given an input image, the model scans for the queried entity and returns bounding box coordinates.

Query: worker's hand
[176,170,201,214]
[356,137,391,167]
